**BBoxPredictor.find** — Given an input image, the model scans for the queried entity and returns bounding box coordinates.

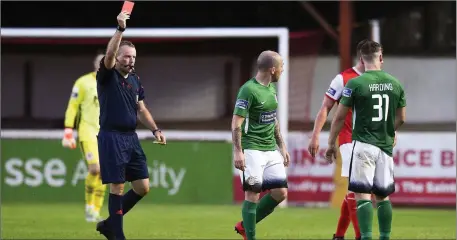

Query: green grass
[2,203,455,239]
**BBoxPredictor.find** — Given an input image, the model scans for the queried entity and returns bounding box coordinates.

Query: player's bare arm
[231,114,245,171]
[104,11,130,69]
[393,108,405,147]
[137,101,166,144]
[395,107,406,130]
[308,96,336,157]
[325,104,350,163]
[274,119,290,167]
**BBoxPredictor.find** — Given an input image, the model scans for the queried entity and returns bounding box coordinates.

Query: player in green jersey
[325,40,406,240]
[232,50,290,240]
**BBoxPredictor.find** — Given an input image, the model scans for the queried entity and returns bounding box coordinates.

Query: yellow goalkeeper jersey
[64,72,99,142]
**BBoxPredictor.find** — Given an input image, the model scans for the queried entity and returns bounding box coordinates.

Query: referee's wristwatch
[117,25,126,32]
[152,129,161,135]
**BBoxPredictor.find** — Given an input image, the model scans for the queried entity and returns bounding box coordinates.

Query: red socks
[346,192,361,239]
[335,195,350,237]
[335,192,361,238]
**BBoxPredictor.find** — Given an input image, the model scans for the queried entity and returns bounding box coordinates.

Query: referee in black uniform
[95,11,166,240]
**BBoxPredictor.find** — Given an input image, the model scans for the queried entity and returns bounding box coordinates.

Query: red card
[122,1,134,14]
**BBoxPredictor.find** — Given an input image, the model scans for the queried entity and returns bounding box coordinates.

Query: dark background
[2,1,455,55]
[1,1,456,130]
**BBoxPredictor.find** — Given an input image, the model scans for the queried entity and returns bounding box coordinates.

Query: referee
[95,11,166,240]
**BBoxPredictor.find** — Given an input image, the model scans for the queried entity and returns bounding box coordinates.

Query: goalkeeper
[62,53,106,223]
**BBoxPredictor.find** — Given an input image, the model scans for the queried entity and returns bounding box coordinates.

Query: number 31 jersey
[339,70,406,156]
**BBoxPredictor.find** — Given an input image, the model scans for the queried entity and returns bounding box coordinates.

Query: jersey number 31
[372,94,389,122]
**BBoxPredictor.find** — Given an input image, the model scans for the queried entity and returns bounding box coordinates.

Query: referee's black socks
[106,190,143,221]
[108,193,125,239]
[121,189,143,215]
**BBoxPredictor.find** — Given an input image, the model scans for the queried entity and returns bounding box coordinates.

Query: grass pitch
[2,203,455,239]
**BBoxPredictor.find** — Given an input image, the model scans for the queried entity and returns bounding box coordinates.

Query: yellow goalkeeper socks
[93,177,107,215]
[85,173,98,210]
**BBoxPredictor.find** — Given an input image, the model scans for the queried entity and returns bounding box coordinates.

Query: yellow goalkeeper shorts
[80,141,99,165]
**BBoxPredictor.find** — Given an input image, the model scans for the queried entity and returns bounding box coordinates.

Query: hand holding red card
[117,12,130,29]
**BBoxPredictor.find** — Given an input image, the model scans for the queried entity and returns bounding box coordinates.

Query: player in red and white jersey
[308,40,366,240]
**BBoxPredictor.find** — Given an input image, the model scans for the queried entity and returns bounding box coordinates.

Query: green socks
[357,200,373,240]
[377,200,393,240]
[242,200,257,240]
[240,194,280,240]
[357,199,393,240]
[256,193,280,223]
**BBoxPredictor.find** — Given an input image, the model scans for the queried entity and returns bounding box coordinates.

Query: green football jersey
[233,78,278,151]
[340,70,406,156]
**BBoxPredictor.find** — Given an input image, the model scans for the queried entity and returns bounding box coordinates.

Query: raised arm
[104,12,129,69]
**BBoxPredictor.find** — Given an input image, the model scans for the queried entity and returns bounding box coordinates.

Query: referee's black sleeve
[138,80,145,101]
[97,57,114,84]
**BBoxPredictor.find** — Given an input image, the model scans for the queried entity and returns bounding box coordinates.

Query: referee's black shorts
[97,130,149,184]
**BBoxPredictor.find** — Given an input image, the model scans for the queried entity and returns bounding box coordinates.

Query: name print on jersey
[259,110,277,124]
[369,83,393,92]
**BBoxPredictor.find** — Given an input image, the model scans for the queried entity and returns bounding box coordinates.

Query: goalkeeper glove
[62,128,76,149]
